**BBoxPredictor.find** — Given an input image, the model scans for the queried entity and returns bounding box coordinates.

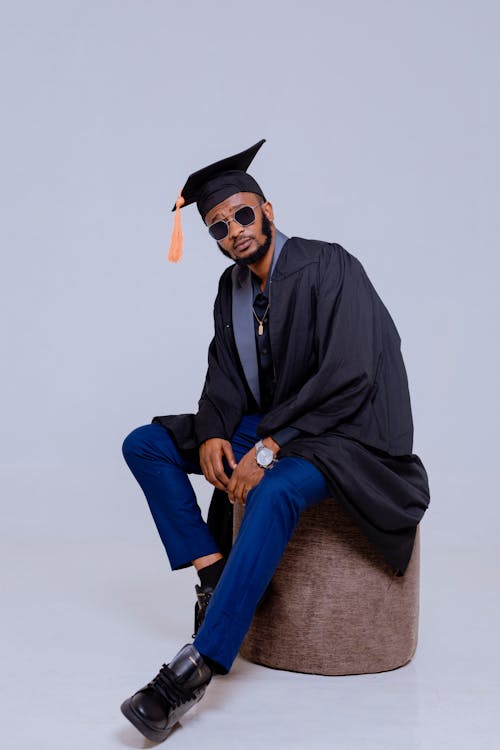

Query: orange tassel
[168,193,185,262]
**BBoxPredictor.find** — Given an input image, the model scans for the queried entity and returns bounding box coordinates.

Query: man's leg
[193,455,329,673]
[122,415,266,571]
[122,423,220,570]
[120,422,330,741]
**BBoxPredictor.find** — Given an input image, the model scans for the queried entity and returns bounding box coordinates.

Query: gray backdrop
[2,0,498,552]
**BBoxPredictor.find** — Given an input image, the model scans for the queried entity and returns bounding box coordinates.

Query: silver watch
[255,440,277,469]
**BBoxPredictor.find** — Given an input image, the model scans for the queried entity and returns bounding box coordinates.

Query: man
[120,139,430,743]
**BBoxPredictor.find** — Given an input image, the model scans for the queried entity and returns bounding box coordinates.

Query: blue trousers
[122,414,329,673]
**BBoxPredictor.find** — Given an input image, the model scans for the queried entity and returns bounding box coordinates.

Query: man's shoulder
[286,235,351,257]
[276,236,349,276]
[213,237,354,288]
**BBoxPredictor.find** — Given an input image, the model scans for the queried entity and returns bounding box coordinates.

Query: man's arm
[271,426,302,450]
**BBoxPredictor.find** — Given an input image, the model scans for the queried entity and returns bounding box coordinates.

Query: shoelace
[148,664,196,708]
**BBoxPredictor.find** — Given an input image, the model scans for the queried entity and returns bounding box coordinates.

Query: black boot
[121,644,212,743]
[193,584,214,638]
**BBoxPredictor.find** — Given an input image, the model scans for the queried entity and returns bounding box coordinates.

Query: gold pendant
[258,322,264,336]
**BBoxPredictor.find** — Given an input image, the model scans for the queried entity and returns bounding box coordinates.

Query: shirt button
[263,348,268,354]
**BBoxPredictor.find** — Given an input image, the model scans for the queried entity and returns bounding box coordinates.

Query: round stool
[233,498,420,675]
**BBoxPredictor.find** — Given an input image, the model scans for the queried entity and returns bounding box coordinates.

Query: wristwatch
[255,440,277,470]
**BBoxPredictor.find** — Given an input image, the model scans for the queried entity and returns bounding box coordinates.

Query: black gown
[154,237,430,575]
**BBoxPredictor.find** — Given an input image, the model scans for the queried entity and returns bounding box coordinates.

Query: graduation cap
[168,139,266,262]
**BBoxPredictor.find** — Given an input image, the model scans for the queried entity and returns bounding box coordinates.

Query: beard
[217,212,273,266]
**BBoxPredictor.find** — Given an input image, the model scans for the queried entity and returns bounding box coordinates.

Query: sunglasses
[207,201,265,241]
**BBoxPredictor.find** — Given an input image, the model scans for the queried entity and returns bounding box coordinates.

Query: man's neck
[248,227,276,291]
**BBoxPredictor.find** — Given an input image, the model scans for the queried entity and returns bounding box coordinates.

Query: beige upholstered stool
[233,498,420,675]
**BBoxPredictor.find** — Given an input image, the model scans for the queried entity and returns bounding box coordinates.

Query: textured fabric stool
[233,498,420,675]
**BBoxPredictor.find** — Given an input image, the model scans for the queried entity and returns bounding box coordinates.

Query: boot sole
[121,691,205,743]
[121,697,174,743]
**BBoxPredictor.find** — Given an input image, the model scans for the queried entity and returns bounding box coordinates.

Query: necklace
[252,279,271,336]
[252,303,270,336]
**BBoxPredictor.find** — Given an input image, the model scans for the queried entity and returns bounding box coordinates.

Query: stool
[233,498,420,675]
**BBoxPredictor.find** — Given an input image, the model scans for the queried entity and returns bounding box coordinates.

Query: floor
[2,533,498,750]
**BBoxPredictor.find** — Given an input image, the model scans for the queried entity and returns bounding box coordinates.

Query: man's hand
[199,438,237,491]
[227,437,280,505]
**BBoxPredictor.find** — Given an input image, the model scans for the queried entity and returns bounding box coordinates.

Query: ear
[262,200,274,223]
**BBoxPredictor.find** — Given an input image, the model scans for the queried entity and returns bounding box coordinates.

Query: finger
[234,480,247,505]
[240,486,249,506]
[209,474,228,492]
[211,452,230,487]
[204,457,228,491]
[222,442,237,470]
[227,470,237,492]
[199,451,213,483]
[200,445,228,490]
[227,476,236,503]
[213,478,229,491]
[199,455,212,484]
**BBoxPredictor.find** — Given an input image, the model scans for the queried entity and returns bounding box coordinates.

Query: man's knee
[122,424,166,465]
[246,472,303,527]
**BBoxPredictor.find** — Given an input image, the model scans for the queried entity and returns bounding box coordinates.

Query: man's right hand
[199,438,237,491]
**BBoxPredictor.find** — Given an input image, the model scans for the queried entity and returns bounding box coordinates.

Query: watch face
[257,446,274,467]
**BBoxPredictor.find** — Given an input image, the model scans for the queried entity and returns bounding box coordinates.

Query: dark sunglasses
[207,201,265,241]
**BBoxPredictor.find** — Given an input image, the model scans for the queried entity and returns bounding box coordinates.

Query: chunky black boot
[192,584,214,638]
[121,644,212,743]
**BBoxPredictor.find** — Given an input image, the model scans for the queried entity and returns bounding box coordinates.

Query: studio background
[1,2,499,749]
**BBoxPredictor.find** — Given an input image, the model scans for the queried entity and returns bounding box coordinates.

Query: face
[204,192,275,266]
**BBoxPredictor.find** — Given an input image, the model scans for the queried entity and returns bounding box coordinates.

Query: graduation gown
[154,237,430,575]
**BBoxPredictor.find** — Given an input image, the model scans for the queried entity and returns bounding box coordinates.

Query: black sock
[198,557,225,588]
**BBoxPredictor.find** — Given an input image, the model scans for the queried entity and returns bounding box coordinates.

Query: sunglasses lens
[208,221,228,241]
[208,204,259,240]
[234,206,256,226]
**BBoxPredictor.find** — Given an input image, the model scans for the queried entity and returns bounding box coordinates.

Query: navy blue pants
[122,414,329,673]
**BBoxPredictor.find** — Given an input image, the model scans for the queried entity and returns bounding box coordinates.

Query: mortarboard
[168,139,266,262]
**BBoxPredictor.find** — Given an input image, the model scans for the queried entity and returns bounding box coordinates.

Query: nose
[228,216,244,241]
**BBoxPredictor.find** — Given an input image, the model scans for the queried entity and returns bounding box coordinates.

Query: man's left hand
[227,437,279,505]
